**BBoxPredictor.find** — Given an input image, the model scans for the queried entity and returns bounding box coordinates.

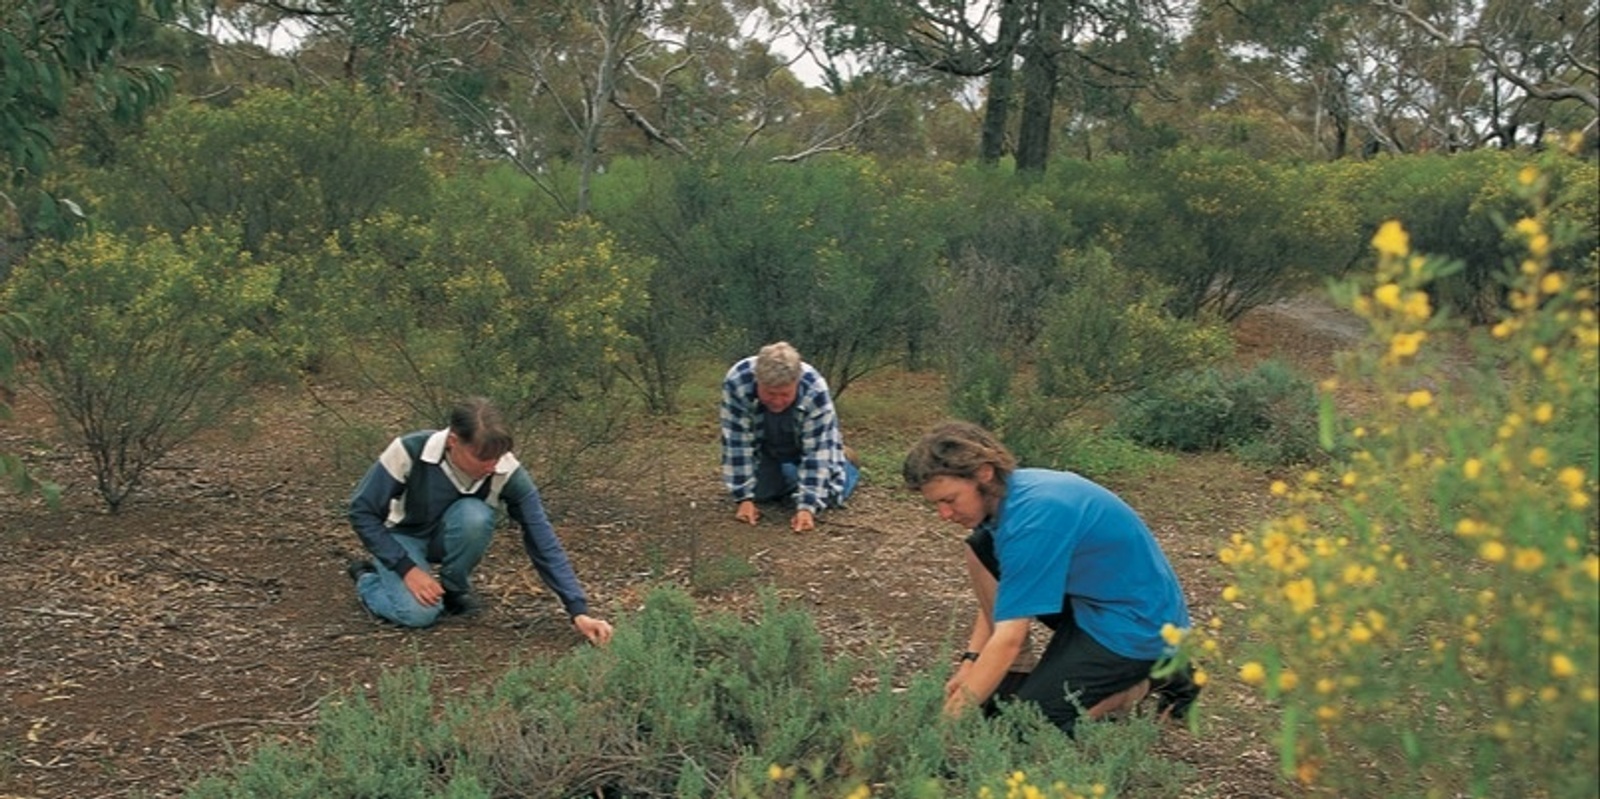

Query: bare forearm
[946,619,1028,715]
[964,608,992,653]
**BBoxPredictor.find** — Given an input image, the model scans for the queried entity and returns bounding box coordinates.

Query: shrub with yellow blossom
[1213,147,1598,798]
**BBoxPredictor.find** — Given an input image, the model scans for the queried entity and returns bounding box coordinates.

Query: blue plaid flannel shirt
[720,356,847,514]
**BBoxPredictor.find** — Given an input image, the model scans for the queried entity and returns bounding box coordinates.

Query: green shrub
[2,228,279,511]
[1225,360,1325,468]
[939,245,1230,468]
[937,166,1078,346]
[626,155,941,396]
[946,346,1017,431]
[1001,409,1176,482]
[1116,359,1322,467]
[320,209,651,447]
[1044,423,1177,480]
[185,587,1193,797]
[1035,247,1232,413]
[1050,150,1357,322]
[87,87,434,257]
[1116,369,1249,452]
[1352,148,1598,324]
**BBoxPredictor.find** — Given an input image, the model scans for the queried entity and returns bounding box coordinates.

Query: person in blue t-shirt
[345,397,613,644]
[902,420,1199,734]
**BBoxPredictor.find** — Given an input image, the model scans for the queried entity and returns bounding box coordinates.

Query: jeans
[354,498,495,628]
[753,459,861,507]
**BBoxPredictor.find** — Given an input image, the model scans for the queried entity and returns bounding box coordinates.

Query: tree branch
[1373,0,1598,113]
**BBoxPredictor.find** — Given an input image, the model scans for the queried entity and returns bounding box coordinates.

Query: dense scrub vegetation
[1,2,1594,795]
[182,587,1191,798]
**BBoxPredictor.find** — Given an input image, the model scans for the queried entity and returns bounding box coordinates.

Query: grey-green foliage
[938,168,1079,347]
[314,182,652,457]
[2,227,279,512]
[1047,150,1362,322]
[1012,420,1175,482]
[184,586,1191,797]
[648,155,942,396]
[1117,358,1325,467]
[84,86,434,257]
[941,244,1231,474]
[1035,247,1234,411]
[590,156,722,415]
[932,178,1074,428]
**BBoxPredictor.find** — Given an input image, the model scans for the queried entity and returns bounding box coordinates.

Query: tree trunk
[1015,1,1066,174]
[978,0,1025,166]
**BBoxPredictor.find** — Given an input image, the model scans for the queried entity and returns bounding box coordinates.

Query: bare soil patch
[0,298,1363,798]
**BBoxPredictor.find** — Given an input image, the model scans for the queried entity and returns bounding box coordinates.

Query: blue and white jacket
[347,429,589,618]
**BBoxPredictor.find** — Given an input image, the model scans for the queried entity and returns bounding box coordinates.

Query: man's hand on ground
[735,500,760,525]
[791,509,815,532]
[573,614,614,646]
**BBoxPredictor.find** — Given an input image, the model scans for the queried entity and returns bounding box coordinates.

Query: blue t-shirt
[987,468,1190,661]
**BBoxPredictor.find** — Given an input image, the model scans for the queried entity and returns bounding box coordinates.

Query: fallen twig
[172,698,324,738]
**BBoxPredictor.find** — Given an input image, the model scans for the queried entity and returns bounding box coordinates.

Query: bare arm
[945,618,1030,717]
[947,546,999,694]
[946,545,1029,715]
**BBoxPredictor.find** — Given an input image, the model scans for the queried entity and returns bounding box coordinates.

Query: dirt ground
[0,299,1365,799]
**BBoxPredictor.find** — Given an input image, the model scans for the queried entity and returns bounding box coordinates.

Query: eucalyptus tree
[1,0,188,183]
[1184,0,1381,159]
[826,0,1184,172]
[444,0,911,213]
[825,0,1024,163]
[207,0,897,214]
[1187,0,1597,158]
[1373,0,1597,147]
[197,0,470,89]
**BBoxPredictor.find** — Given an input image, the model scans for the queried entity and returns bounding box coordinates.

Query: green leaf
[1401,730,1421,763]
[1278,705,1300,779]
[1317,389,1336,451]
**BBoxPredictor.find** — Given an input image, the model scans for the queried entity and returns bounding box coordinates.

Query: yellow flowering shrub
[3,228,279,512]
[1211,151,1599,798]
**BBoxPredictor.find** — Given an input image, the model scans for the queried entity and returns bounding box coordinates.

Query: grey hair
[754,341,803,386]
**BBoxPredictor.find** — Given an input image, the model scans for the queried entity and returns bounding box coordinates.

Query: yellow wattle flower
[1372,220,1410,258]
[1239,661,1267,685]
[1160,623,1185,646]
[1551,654,1576,679]
[1479,540,1508,563]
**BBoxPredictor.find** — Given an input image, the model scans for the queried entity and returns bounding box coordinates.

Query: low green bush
[1116,359,1323,467]
[184,587,1193,798]
[1115,369,1242,452]
[2,227,281,511]
[982,394,1175,481]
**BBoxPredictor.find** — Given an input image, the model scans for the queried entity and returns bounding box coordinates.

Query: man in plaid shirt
[720,341,860,532]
